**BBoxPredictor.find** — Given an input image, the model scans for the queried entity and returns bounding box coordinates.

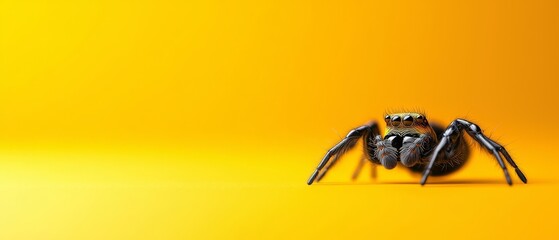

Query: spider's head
[383,112,437,148]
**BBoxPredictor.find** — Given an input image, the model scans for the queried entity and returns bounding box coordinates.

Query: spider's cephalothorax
[307,112,527,185]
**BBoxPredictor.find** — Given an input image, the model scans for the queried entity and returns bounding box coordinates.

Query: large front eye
[403,115,414,126]
[391,116,401,126]
[384,115,391,124]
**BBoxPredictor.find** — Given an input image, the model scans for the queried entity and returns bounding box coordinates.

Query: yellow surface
[1,0,559,239]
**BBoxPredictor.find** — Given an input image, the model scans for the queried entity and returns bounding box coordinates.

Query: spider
[307,112,527,185]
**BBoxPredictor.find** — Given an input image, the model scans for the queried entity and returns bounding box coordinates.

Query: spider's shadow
[382,179,506,185]
[317,178,527,185]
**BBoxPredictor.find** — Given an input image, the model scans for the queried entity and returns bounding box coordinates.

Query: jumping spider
[307,113,527,185]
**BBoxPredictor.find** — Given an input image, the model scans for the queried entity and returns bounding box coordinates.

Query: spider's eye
[384,115,391,124]
[391,116,401,126]
[403,115,414,126]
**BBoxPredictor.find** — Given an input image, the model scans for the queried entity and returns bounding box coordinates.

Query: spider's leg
[349,155,377,180]
[316,152,345,182]
[420,125,453,185]
[485,138,527,183]
[370,160,377,179]
[307,124,373,185]
[453,119,512,185]
[351,155,367,180]
[421,120,515,185]
[315,134,362,182]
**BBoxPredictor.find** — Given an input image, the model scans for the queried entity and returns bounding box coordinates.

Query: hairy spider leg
[350,155,378,181]
[421,119,523,185]
[307,122,380,185]
[485,138,527,183]
[316,152,345,182]
[351,155,367,180]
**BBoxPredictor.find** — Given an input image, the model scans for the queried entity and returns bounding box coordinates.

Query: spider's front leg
[307,122,380,185]
[420,119,527,185]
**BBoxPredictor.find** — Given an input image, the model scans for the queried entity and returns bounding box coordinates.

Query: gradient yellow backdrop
[1,0,559,239]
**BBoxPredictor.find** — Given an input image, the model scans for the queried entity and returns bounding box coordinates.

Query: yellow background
[1,0,559,239]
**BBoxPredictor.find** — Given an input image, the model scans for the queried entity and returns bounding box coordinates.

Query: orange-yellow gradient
[1,0,559,239]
